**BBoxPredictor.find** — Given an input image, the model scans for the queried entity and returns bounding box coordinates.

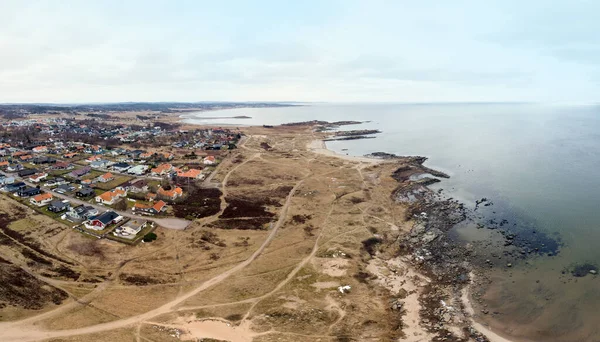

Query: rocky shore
[371,154,566,342]
[283,120,364,129]
[304,121,567,342]
[323,129,382,141]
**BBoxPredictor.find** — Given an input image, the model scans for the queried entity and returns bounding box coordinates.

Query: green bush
[143,232,157,242]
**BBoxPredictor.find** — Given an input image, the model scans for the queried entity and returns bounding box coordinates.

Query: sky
[0,0,599,103]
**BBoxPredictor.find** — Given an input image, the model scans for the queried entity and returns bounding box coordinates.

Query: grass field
[0,125,428,342]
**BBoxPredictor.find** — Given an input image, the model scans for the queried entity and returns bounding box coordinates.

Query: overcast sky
[1,1,599,103]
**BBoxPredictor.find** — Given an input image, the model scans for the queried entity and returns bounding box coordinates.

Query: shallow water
[184,103,600,341]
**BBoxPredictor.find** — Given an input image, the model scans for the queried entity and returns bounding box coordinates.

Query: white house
[128,165,149,176]
[95,188,127,205]
[30,193,53,206]
[203,156,216,165]
[29,173,48,183]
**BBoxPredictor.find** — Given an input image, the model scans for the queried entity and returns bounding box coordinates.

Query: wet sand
[462,281,518,342]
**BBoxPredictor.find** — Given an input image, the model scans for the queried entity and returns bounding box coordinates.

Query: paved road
[0,171,191,230]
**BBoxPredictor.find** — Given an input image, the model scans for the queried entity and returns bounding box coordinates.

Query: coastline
[311,134,519,342]
[307,139,383,164]
[461,276,519,342]
[175,115,523,342]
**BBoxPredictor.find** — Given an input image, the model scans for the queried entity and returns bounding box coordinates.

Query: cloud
[0,1,598,103]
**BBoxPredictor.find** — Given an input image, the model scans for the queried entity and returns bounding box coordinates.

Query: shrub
[143,232,157,242]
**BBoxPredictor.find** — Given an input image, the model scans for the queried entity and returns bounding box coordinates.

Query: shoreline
[311,135,520,342]
[175,116,524,342]
[462,275,521,342]
[307,139,383,164]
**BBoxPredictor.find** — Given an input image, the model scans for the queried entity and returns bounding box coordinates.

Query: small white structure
[128,165,149,176]
[338,285,351,294]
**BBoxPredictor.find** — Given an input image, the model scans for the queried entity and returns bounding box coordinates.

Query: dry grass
[46,328,135,342]
[0,124,415,341]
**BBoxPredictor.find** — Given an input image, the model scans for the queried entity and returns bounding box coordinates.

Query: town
[0,115,240,244]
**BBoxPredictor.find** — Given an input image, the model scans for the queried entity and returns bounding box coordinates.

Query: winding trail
[0,176,306,342]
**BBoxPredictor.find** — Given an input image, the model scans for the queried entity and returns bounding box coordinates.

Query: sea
[183,103,600,342]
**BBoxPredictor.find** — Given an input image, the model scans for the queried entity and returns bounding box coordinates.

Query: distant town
[0,103,274,243]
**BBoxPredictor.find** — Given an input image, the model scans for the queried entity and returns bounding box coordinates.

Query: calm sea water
[184,103,600,341]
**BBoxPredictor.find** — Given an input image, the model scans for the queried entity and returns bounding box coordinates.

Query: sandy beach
[307,139,383,164]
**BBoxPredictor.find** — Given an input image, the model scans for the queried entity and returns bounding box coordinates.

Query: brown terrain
[0,121,498,342]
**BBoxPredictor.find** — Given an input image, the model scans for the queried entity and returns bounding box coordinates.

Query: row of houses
[149,163,206,179]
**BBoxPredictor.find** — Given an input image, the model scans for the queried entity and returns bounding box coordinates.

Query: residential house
[84,145,103,154]
[66,204,98,222]
[3,182,26,192]
[113,219,146,239]
[30,193,53,206]
[160,152,174,160]
[32,156,55,165]
[128,149,145,159]
[32,146,48,153]
[85,155,102,163]
[176,168,203,179]
[29,172,48,183]
[44,177,67,187]
[17,187,41,198]
[19,155,33,162]
[112,162,131,173]
[69,166,91,178]
[158,187,183,200]
[55,183,76,194]
[139,152,153,160]
[0,176,15,185]
[48,200,70,213]
[95,188,127,205]
[108,148,126,156]
[76,187,95,197]
[63,152,77,159]
[133,200,167,216]
[146,192,157,201]
[85,211,122,230]
[0,160,8,168]
[90,159,111,169]
[203,156,216,165]
[151,163,173,176]
[98,172,114,183]
[127,165,148,176]
[81,178,94,186]
[125,179,149,193]
[7,163,23,172]
[12,151,28,157]
[51,161,73,170]
[18,168,37,177]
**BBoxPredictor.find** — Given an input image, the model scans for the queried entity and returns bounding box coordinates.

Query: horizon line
[1,100,593,106]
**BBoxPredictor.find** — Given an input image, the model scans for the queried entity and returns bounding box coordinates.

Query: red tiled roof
[33,193,52,202]
[158,187,182,198]
[152,200,166,212]
[100,172,113,180]
[177,169,202,178]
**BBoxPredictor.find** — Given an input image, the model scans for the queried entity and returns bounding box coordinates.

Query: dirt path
[5,240,177,328]
[0,176,305,342]
[215,152,260,216]
[240,196,336,322]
